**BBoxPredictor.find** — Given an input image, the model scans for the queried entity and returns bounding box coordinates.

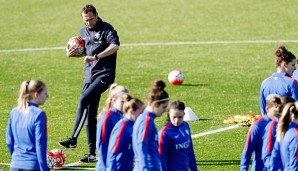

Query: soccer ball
[47,151,56,169]
[67,36,85,55]
[51,149,67,168]
[168,70,184,85]
[46,149,66,169]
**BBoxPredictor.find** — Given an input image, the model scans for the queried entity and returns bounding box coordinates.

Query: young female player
[260,45,298,116]
[96,84,132,169]
[106,98,144,171]
[6,80,49,171]
[261,96,294,170]
[270,102,298,170]
[158,100,198,171]
[132,80,169,171]
[240,94,282,171]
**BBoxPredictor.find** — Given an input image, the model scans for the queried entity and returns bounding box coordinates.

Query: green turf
[1,0,298,170]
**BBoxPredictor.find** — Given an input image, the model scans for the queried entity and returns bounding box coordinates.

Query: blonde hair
[98,83,129,117]
[276,103,298,141]
[17,80,45,112]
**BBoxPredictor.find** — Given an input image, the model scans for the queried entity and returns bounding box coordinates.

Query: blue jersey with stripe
[132,110,161,171]
[6,102,48,171]
[260,72,298,115]
[96,107,123,171]
[278,122,298,170]
[106,117,134,171]
[158,122,198,171]
[262,119,278,170]
[240,116,271,171]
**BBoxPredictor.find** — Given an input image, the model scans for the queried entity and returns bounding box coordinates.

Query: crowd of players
[6,2,298,171]
[241,45,298,170]
[6,79,198,171]
[5,4,198,171]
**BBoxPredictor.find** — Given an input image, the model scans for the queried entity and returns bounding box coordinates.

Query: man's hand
[66,44,84,57]
[84,56,97,64]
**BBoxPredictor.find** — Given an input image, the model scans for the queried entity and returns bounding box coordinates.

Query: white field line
[2,40,298,53]
[63,161,83,167]
[191,125,239,138]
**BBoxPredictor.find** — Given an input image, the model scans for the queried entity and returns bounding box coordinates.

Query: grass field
[1,0,298,170]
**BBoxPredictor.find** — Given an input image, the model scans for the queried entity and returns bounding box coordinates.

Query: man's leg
[79,75,112,162]
[59,83,91,148]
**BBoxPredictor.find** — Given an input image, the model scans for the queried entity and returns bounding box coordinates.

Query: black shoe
[59,137,77,149]
[79,154,97,163]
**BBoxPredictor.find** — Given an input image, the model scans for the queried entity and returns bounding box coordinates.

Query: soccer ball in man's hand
[168,70,184,85]
[67,36,85,55]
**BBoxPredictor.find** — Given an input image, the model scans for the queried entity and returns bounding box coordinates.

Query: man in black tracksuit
[60,4,120,163]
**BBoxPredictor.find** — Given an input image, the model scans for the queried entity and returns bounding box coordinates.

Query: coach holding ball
[59,4,120,163]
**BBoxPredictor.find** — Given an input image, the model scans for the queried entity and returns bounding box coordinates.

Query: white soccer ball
[67,36,85,55]
[168,70,184,85]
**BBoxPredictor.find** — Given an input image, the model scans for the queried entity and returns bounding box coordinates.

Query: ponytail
[276,103,297,141]
[147,80,169,105]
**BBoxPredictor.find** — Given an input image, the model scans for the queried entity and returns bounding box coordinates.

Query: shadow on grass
[179,83,208,87]
[197,118,212,121]
[57,165,95,170]
[197,160,241,166]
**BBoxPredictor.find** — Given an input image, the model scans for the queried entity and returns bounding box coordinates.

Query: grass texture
[1,0,298,170]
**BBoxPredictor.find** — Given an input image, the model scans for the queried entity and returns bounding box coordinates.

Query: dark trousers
[71,74,113,155]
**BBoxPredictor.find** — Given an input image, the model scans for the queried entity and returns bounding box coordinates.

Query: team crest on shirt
[95,32,100,40]
[274,77,278,80]
[94,32,102,44]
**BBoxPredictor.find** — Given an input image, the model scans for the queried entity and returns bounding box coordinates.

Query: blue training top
[240,116,271,171]
[262,119,278,171]
[158,122,198,171]
[292,69,298,81]
[80,18,120,83]
[96,107,123,171]
[271,122,298,171]
[6,102,48,171]
[132,110,161,171]
[260,72,298,116]
[106,117,134,171]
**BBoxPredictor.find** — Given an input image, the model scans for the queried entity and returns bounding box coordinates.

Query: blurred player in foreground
[96,84,130,168]
[106,98,144,171]
[240,94,281,171]
[6,80,49,171]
